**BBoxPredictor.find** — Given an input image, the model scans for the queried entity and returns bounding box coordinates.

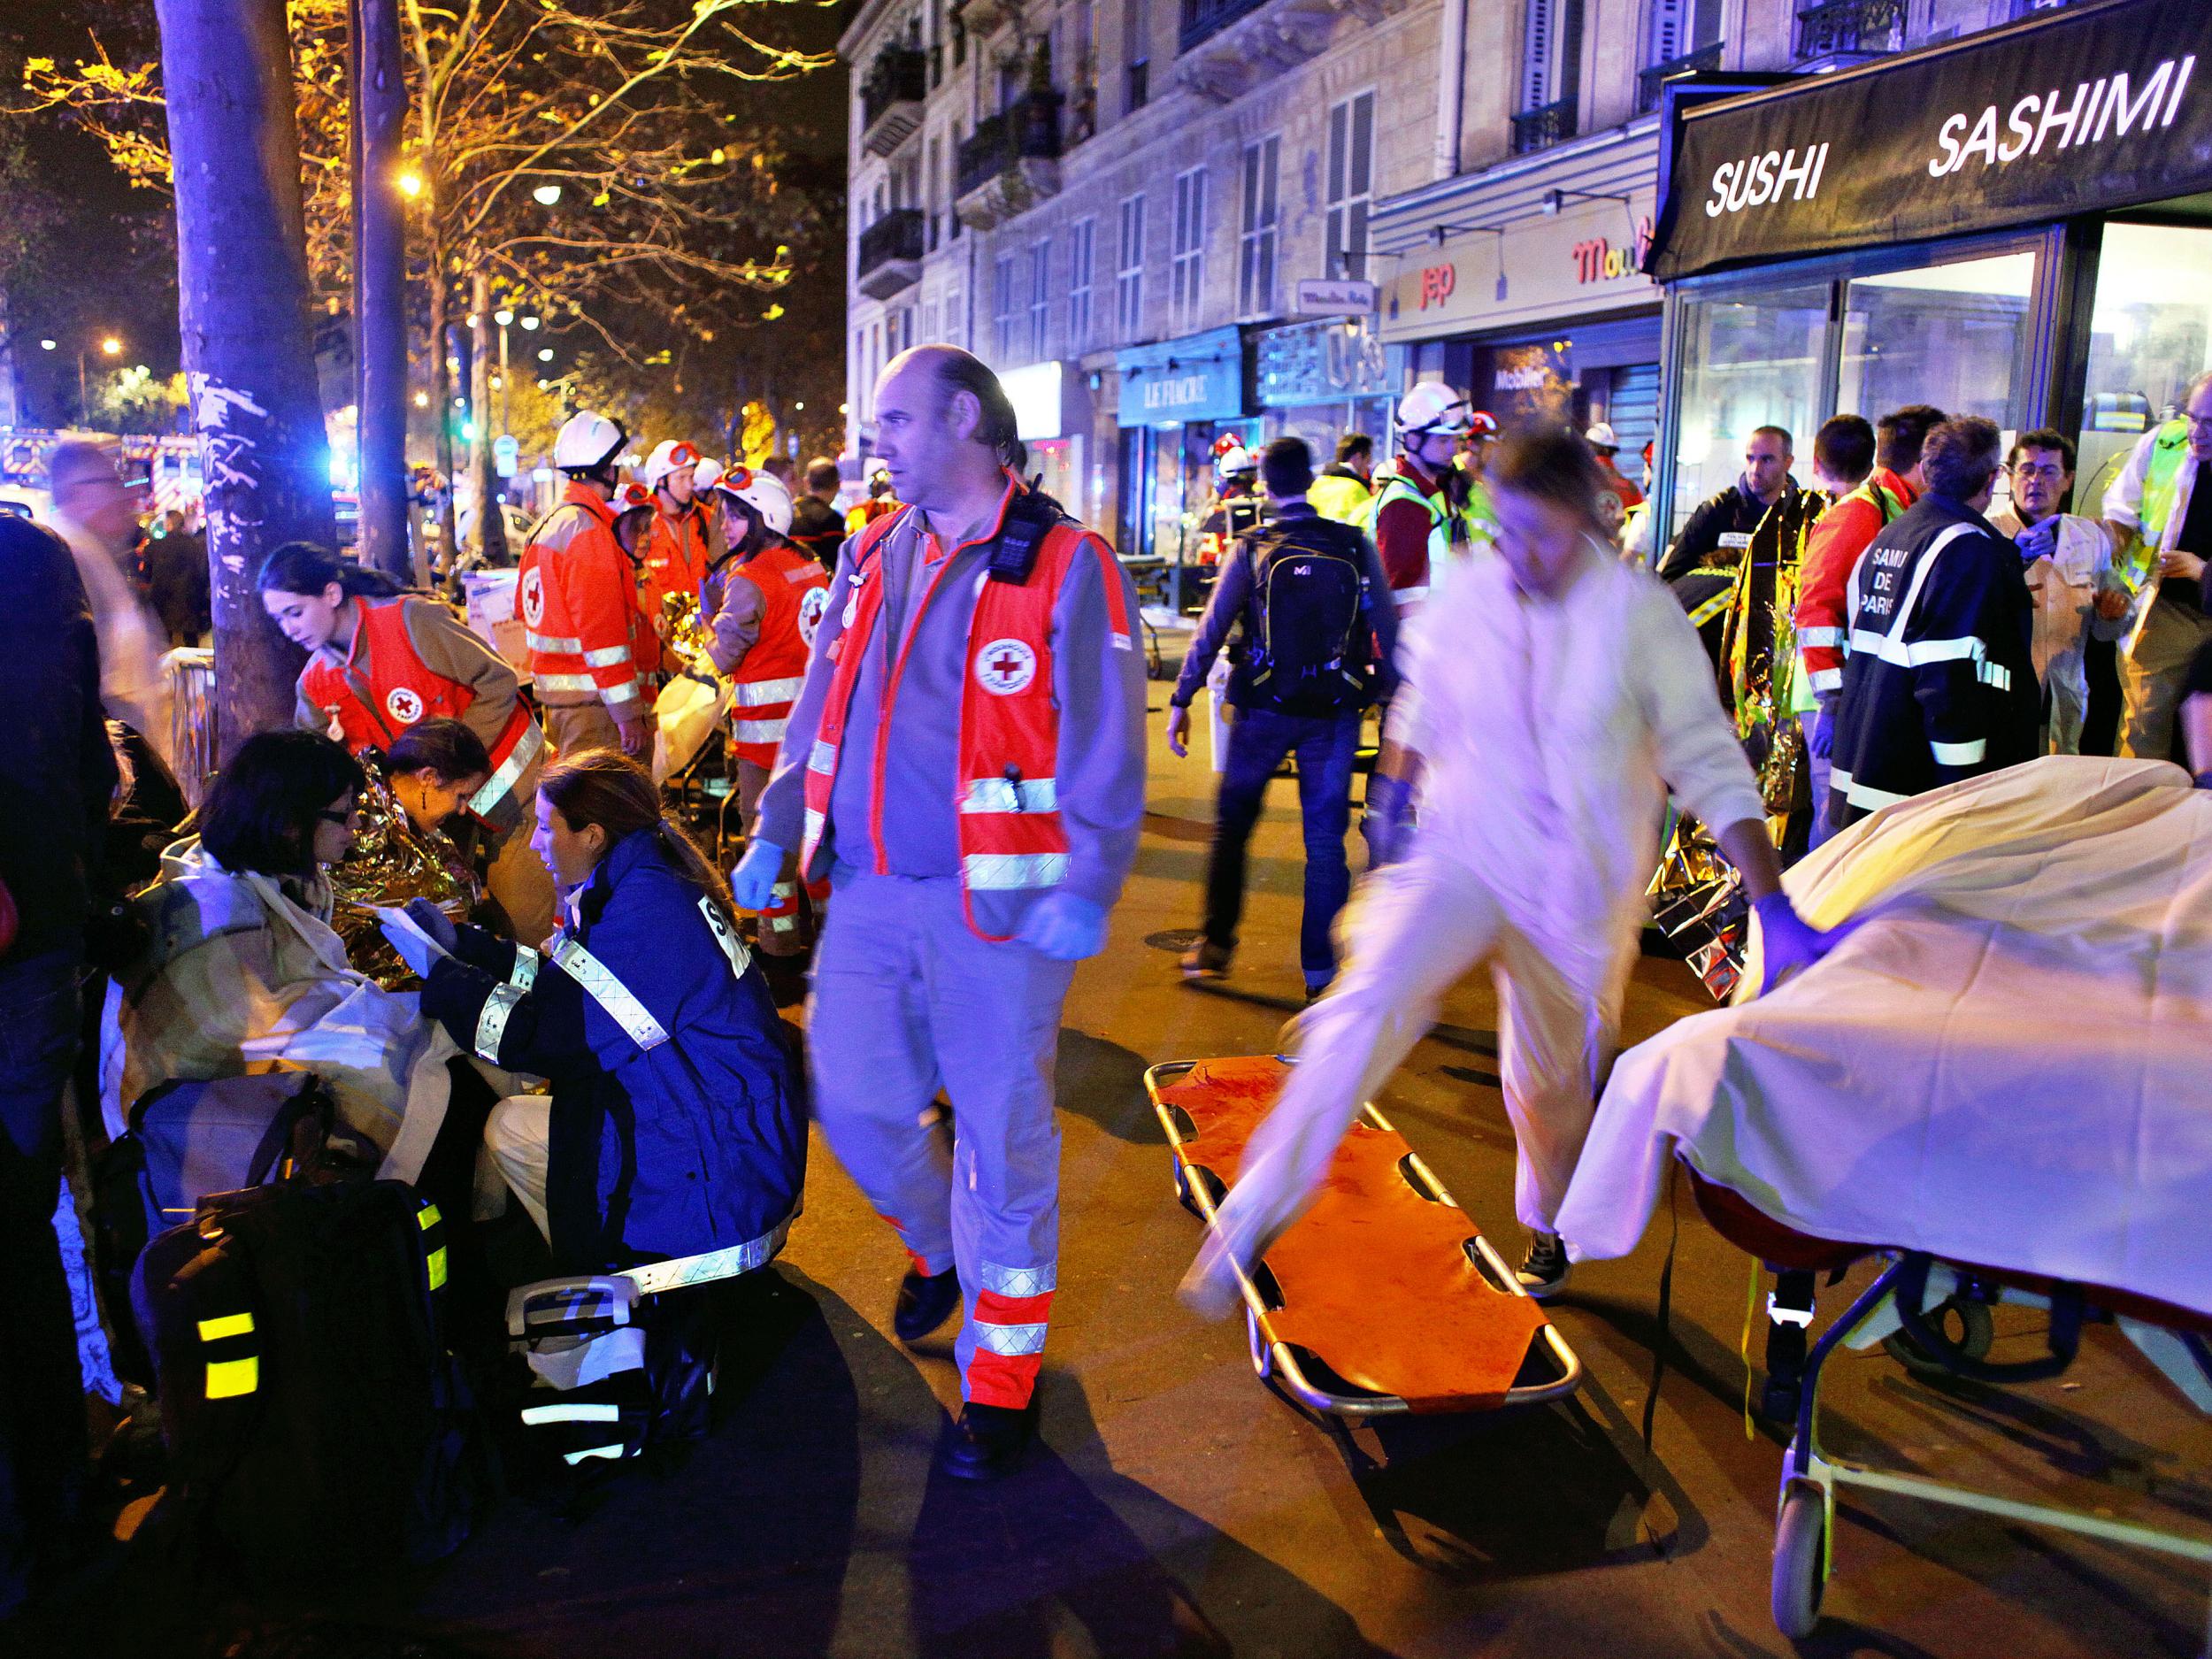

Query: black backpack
[1240,518,1374,716]
[129,1179,486,1582]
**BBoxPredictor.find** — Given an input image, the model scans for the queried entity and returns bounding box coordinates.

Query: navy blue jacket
[423,826,806,1271]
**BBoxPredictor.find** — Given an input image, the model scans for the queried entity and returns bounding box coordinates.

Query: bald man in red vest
[738,346,1145,1479]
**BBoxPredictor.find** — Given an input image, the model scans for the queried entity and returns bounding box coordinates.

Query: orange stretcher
[1148,1056,1580,1417]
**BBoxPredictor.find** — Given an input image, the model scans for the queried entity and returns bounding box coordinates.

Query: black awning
[1648,0,2212,282]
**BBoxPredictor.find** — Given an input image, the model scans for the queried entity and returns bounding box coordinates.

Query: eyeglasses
[317,806,360,827]
[2010,462,2068,482]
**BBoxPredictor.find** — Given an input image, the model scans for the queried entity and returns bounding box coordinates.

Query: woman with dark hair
[1186,425,1848,1309]
[384,717,492,838]
[109,731,464,1171]
[391,750,805,1271]
[259,541,556,943]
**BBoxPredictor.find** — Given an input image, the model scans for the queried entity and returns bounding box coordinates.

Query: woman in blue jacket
[397,749,805,1272]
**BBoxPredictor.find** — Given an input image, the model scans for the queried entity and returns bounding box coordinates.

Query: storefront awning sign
[1114,326,1248,426]
[1648,0,2212,282]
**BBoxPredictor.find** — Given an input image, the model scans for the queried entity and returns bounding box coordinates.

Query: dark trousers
[0,947,87,1619]
[1201,706,1361,987]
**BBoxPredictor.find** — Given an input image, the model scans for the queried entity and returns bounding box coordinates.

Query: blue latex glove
[1754,893,1845,995]
[731,838,785,911]
[2014,516,2059,561]
[1016,891,1109,961]
[403,896,460,956]
[1361,772,1416,868]
[379,913,442,981]
[1809,696,1837,760]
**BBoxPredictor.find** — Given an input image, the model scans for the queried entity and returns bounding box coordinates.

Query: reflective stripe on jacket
[518,484,645,710]
[726,545,831,765]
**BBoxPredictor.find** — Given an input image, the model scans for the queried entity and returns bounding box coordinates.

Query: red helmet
[1467,411,1499,440]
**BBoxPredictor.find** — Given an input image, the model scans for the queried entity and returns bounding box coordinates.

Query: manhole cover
[1145,929,1203,952]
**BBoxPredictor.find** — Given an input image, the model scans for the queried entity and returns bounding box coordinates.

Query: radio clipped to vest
[987,488,1070,586]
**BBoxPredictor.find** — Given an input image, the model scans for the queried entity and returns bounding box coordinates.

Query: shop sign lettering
[1417,265,1457,310]
[1927,55,2194,177]
[1141,373,1213,412]
[1704,144,1831,219]
[1573,218,1656,283]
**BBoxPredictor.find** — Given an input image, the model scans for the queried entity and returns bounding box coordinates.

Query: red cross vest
[798,489,1130,943]
[299,595,541,817]
[727,542,832,767]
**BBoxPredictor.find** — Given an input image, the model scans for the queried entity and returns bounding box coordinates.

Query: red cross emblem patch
[519,568,545,628]
[798,585,830,648]
[385,687,426,726]
[974,638,1036,696]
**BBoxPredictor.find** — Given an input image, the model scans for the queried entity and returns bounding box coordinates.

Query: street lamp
[519,316,541,331]
[101,336,122,356]
[532,183,562,206]
[397,170,425,199]
[537,347,554,362]
[78,333,125,419]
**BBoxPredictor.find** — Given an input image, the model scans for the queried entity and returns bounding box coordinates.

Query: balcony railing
[1510,96,1577,157]
[856,208,926,299]
[954,93,1063,201]
[1636,42,1724,113]
[1794,0,1904,63]
[1179,0,1270,52]
[860,47,928,157]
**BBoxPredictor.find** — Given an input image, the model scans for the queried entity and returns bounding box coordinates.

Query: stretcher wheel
[1881,1296,1994,1380]
[1770,1479,1828,1640]
[1246,1304,1272,1379]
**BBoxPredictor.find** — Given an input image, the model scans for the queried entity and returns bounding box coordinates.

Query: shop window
[1639,0,1722,111]
[1171,167,1208,335]
[1118,193,1147,340]
[993,254,1019,364]
[1069,217,1096,350]
[1239,136,1279,319]
[1125,0,1151,113]
[1029,239,1052,363]
[2078,221,2212,506]
[1839,250,2036,437]
[1519,0,1583,114]
[1325,92,1375,282]
[1668,283,1829,538]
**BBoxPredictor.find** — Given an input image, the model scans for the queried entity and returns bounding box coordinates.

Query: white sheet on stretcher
[1555,756,2212,1320]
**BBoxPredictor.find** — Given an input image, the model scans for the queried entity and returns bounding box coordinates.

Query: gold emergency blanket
[329,758,477,988]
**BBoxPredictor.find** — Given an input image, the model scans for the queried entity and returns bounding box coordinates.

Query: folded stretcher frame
[1684,1165,2212,1647]
[1148,1056,1579,1417]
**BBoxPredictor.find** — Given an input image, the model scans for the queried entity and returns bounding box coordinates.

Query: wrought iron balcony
[856,208,926,300]
[860,47,927,157]
[953,94,1063,229]
[1510,96,1577,157]
[1636,42,1724,113]
[1179,0,1271,53]
[1793,0,1904,65]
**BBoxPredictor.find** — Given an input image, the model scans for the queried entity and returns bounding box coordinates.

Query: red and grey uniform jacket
[297,593,542,822]
[716,543,832,768]
[518,484,649,713]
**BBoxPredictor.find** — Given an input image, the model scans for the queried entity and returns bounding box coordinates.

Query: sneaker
[1179,940,1233,979]
[1517,1231,1572,1301]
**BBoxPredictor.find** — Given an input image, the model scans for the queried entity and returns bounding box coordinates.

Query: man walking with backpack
[1169,438,1398,999]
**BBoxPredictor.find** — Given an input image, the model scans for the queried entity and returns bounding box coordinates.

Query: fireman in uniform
[1368,385,1492,618]
[618,439,715,678]
[702,466,831,973]
[736,345,1145,1479]
[518,411,652,762]
[261,540,557,944]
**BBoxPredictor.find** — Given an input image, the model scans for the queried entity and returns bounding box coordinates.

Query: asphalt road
[42,702,2212,1659]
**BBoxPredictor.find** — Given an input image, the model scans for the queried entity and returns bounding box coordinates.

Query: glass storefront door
[2078,220,2212,508]
[1839,251,2038,434]
[1668,283,1829,538]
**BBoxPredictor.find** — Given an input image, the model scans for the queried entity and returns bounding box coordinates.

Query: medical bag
[504,1274,720,1475]
[1242,521,1373,716]
[90,1073,373,1386]
[129,1179,485,1580]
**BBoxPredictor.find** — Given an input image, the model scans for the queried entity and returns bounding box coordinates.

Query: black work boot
[893,1265,961,1343]
[935,1400,1039,1480]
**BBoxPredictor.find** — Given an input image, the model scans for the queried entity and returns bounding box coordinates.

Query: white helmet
[554,410,627,475]
[693,456,726,493]
[713,465,794,536]
[1584,421,1620,452]
[1213,443,1256,482]
[1396,382,1475,439]
[642,439,703,495]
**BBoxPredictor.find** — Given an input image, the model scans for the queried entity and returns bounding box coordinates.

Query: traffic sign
[493,434,518,478]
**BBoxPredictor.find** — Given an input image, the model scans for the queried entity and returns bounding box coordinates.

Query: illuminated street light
[494,309,515,327]
[397,170,424,199]
[533,184,562,206]
[39,339,55,351]
[413,390,429,408]
[519,316,541,331]
[794,401,804,411]
[100,336,123,356]
[537,347,554,362]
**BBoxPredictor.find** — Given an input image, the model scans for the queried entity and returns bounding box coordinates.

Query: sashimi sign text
[1651,4,2212,280]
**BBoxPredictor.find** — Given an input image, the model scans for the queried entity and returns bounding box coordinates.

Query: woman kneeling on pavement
[396,749,807,1272]
[109,730,465,1179]
[1183,426,1850,1310]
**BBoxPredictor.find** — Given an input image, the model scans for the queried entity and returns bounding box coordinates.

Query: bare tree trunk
[352,0,412,582]
[466,270,505,562]
[157,0,334,762]
[431,273,457,571]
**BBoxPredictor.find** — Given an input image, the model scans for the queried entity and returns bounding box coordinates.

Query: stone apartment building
[841,0,2172,562]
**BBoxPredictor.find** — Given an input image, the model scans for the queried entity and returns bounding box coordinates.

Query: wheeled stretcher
[1148,1056,1579,1417]
[1685,1165,2212,1647]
